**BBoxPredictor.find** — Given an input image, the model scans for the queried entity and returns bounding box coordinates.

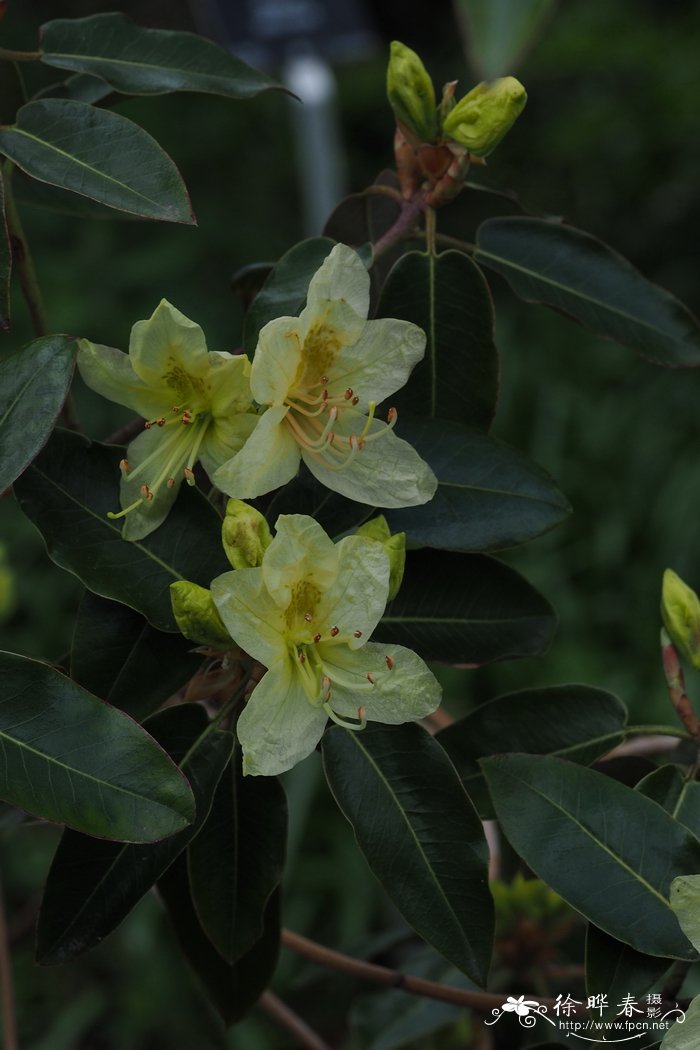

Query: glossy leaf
[265,464,371,538]
[323,184,400,251]
[375,550,555,664]
[663,993,700,1050]
[160,856,280,1025]
[0,336,77,494]
[71,591,201,721]
[322,722,493,986]
[637,765,700,838]
[670,875,700,955]
[188,752,287,963]
[482,754,700,959]
[377,250,498,429]
[386,417,570,551]
[11,168,139,220]
[36,704,233,964]
[40,13,282,100]
[455,0,556,79]
[0,650,194,842]
[36,72,115,105]
[585,924,672,1022]
[438,684,627,817]
[476,217,700,366]
[14,430,229,633]
[0,100,194,223]
[242,237,336,355]
[0,170,9,329]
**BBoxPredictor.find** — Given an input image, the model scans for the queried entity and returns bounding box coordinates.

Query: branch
[105,417,145,447]
[373,194,427,259]
[259,991,333,1050]
[0,875,18,1050]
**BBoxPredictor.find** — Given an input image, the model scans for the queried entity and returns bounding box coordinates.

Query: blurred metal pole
[283,50,346,236]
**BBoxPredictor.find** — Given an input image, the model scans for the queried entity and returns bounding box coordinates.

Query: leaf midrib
[43,48,261,85]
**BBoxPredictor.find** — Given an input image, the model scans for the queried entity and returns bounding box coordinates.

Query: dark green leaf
[14,429,229,632]
[636,765,700,838]
[36,704,233,964]
[0,170,9,328]
[377,250,498,429]
[323,185,400,251]
[454,0,556,79]
[11,167,139,220]
[375,550,555,663]
[322,722,493,985]
[71,591,201,721]
[482,754,700,958]
[40,13,282,100]
[0,650,194,841]
[475,217,700,367]
[0,100,194,223]
[0,60,26,126]
[386,417,570,551]
[35,72,116,105]
[0,336,77,494]
[438,684,627,817]
[585,924,672,1022]
[160,856,280,1025]
[266,464,371,538]
[242,237,336,355]
[188,751,287,963]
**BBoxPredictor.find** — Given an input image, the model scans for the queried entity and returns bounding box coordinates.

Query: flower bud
[661,569,700,670]
[442,76,527,156]
[355,515,406,600]
[386,41,438,144]
[170,581,232,649]
[222,499,273,570]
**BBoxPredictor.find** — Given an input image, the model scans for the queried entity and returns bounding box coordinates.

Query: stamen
[387,407,397,425]
[367,673,375,684]
[352,396,359,406]
[181,410,193,425]
[140,484,154,501]
[344,388,353,400]
[304,612,313,622]
[313,633,322,643]
[156,417,166,427]
[298,650,306,663]
[330,626,340,637]
[359,402,377,442]
[107,496,145,520]
[320,375,329,385]
[386,655,394,670]
[119,459,131,476]
[184,467,196,485]
[322,675,332,701]
[166,478,176,489]
[353,630,362,638]
[323,701,367,732]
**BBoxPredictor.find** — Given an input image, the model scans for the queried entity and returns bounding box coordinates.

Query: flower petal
[210,567,286,668]
[77,339,165,419]
[199,413,258,479]
[213,405,300,500]
[303,420,437,508]
[323,642,442,723]
[206,352,253,417]
[263,514,339,608]
[316,535,389,644]
[329,317,426,407]
[305,243,369,320]
[129,299,210,391]
[119,425,184,541]
[237,658,327,776]
[250,317,303,405]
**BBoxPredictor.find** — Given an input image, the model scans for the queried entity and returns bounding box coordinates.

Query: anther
[184,467,196,485]
[357,706,366,722]
[181,410,192,425]
[166,478,176,489]
[330,626,340,637]
[172,405,181,412]
[304,612,313,622]
[156,417,166,427]
[298,651,306,663]
[320,375,329,385]
[385,655,394,670]
[322,675,332,701]
[367,672,375,684]
[387,407,397,424]
[353,630,362,638]
[322,389,329,402]
[119,458,131,475]
[313,633,322,643]
[140,484,154,501]
[344,388,353,400]
[351,396,359,406]
[144,421,153,429]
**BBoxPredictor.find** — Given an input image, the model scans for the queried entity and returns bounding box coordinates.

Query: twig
[259,991,332,1050]
[0,48,41,62]
[0,875,18,1050]
[373,194,427,259]
[105,417,145,446]
[280,928,581,1015]
[661,633,700,741]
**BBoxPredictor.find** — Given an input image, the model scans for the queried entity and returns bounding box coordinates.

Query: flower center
[108,405,211,522]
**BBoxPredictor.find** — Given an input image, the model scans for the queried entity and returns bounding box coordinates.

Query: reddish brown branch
[259,991,333,1050]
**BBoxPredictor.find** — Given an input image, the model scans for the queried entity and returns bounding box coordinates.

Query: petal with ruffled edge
[316,536,389,646]
[303,416,437,508]
[199,413,258,479]
[129,300,210,391]
[321,642,442,723]
[296,244,369,350]
[262,514,339,610]
[250,317,304,405]
[210,567,286,668]
[213,405,300,500]
[77,340,166,420]
[206,352,254,416]
[119,425,186,541]
[328,317,426,408]
[237,658,328,776]
[304,243,369,320]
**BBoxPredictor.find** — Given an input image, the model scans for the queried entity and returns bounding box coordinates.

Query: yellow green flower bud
[355,515,406,600]
[442,76,527,156]
[222,499,273,570]
[386,41,438,144]
[661,569,700,670]
[170,581,232,649]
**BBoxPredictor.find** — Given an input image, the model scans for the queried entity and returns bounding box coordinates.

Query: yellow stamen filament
[322,702,367,732]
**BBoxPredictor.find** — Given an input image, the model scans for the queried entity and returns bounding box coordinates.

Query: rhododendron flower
[210,513,441,776]
[78,300,256,540]
[213,244,437,508]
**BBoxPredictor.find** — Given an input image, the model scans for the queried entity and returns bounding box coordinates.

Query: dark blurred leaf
[0,100,194,223]
[36,704,233,964]
[476,217,700,367]
[377,250,498,429]
[231,261,273,313]
[242,237,335,355]
[0,60,25,125]
[386,417,570,551]
[0,169,9,328]
[40,13,283,99]
[322,723,493,985]
[455,0,556,79]
[438,684,627,817]
[14,430,229,633]
[188,751,287,963]
[266,464,371,537]
[160,856,280,1025]
[35,71,115,104]
[71,591,201,721]
[0,650,194,841]
[0,336,76,493]
[585,923,672,1022]
[374,550,556,664]
[482,754,700,958]
[323,186,400,250]
[635,764,686,812]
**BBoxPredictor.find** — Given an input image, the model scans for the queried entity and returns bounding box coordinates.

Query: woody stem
[373,193,427,259]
